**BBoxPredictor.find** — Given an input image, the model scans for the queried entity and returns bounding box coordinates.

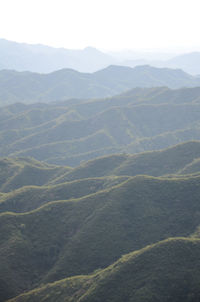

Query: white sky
[0,0,200,51]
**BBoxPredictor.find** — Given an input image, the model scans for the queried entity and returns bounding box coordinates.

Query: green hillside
[7,238,200,302]
[1,87,200,166]
[1,173,200,300]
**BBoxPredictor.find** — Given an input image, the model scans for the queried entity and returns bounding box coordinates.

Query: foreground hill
[8,238,200,302]
[1,86,200,166]
[0,65,200,106]
[1,173,200,300]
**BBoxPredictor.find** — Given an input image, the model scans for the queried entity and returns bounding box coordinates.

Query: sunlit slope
[1,175,200,300]
[7,238,200,302]
[1,87,200,165]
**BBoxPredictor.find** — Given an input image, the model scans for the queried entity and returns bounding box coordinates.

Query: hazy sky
[0,0,200,51]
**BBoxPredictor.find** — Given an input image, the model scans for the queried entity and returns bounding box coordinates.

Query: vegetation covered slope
[1,174,200,300]
[0,65,200,106]
[1,86,200,166]
[7,238,200,302]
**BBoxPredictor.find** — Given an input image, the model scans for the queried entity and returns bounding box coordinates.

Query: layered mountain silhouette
[2,38,200,75]
[0,39,115,73]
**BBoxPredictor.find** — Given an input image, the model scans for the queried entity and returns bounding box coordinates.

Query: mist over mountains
[0,39,115,73]
[1,38,200,75]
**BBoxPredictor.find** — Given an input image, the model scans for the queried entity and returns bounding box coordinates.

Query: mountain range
[2,38,200,301]
[1,86,200,166]
[1,65,200,106]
